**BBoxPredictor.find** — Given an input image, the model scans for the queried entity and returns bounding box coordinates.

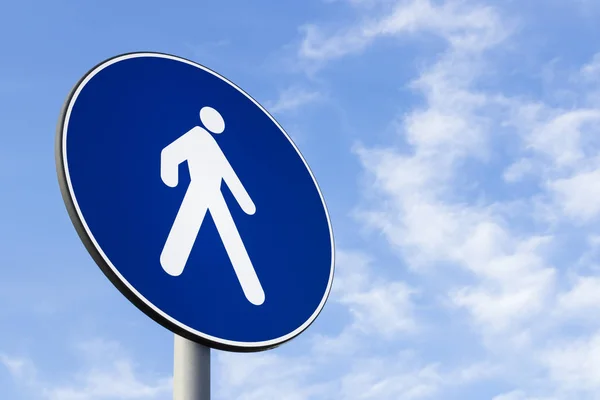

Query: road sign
[56,52,335,352]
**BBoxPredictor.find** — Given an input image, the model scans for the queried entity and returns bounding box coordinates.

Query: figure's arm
[221,157,256,215]
[161,134,189,187]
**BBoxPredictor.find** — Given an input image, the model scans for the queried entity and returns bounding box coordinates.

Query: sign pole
[173,335,210,400]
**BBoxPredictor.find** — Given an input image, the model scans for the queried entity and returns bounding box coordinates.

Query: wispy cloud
[266,86,323,114]
[580,53,600,82]
[298,0,508,66]
[1,339,171,400]
[492,391,554,400]
[330,250,419,338]
[292,0,600,398]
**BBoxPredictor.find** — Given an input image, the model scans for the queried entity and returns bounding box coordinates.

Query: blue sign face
[56,52,335,352]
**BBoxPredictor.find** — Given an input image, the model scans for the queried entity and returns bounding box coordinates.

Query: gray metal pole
[173,335,210,400]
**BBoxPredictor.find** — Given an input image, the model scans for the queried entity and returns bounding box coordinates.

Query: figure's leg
[160,186,207,276]
[210,197,265,305]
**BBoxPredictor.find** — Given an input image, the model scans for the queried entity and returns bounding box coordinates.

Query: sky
[2,0,600,399]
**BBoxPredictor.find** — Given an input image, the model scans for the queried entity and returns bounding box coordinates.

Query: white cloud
[0,354,37,386]
[338,358,442,399]
[341,281,417,337]
[503,159,535,182]
[1,339,171,400]
[492,391,555,400]
[338,7,599,371]
[305,1,600,398]
[451,237,556,337]
[541,333,600,393]
[266,86,323,114]
[216,352,324,400]
[503,59,600,225]
[322,0,396,7]
[299,0,508,64]
[216,347,496,400]
[572,235,600,273]
[548,166,600,222]
[581,53,600,82]
[556,275,600,317]
[350,12,558,343]
[526,109,600,168]
[337,355,500,399]
[309,250,419,360]
[44,363,170,400]
[332,250,418,338]
[290,1,600,398]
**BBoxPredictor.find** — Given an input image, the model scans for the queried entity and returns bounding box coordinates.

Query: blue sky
[2,0,600,399]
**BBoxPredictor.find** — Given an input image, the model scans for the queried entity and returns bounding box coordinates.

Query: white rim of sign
[59,52,335,350]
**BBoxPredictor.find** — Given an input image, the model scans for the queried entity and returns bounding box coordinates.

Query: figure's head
[200,106,225,134]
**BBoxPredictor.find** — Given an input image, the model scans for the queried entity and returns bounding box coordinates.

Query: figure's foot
[160,250,187,277]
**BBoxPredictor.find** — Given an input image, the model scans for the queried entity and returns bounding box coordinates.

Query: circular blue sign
[56,52,335,352]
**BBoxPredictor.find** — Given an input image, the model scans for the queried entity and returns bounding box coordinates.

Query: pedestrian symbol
[160,106,265,306]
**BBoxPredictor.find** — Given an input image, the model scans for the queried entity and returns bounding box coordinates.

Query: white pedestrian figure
[160,106,265,306]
